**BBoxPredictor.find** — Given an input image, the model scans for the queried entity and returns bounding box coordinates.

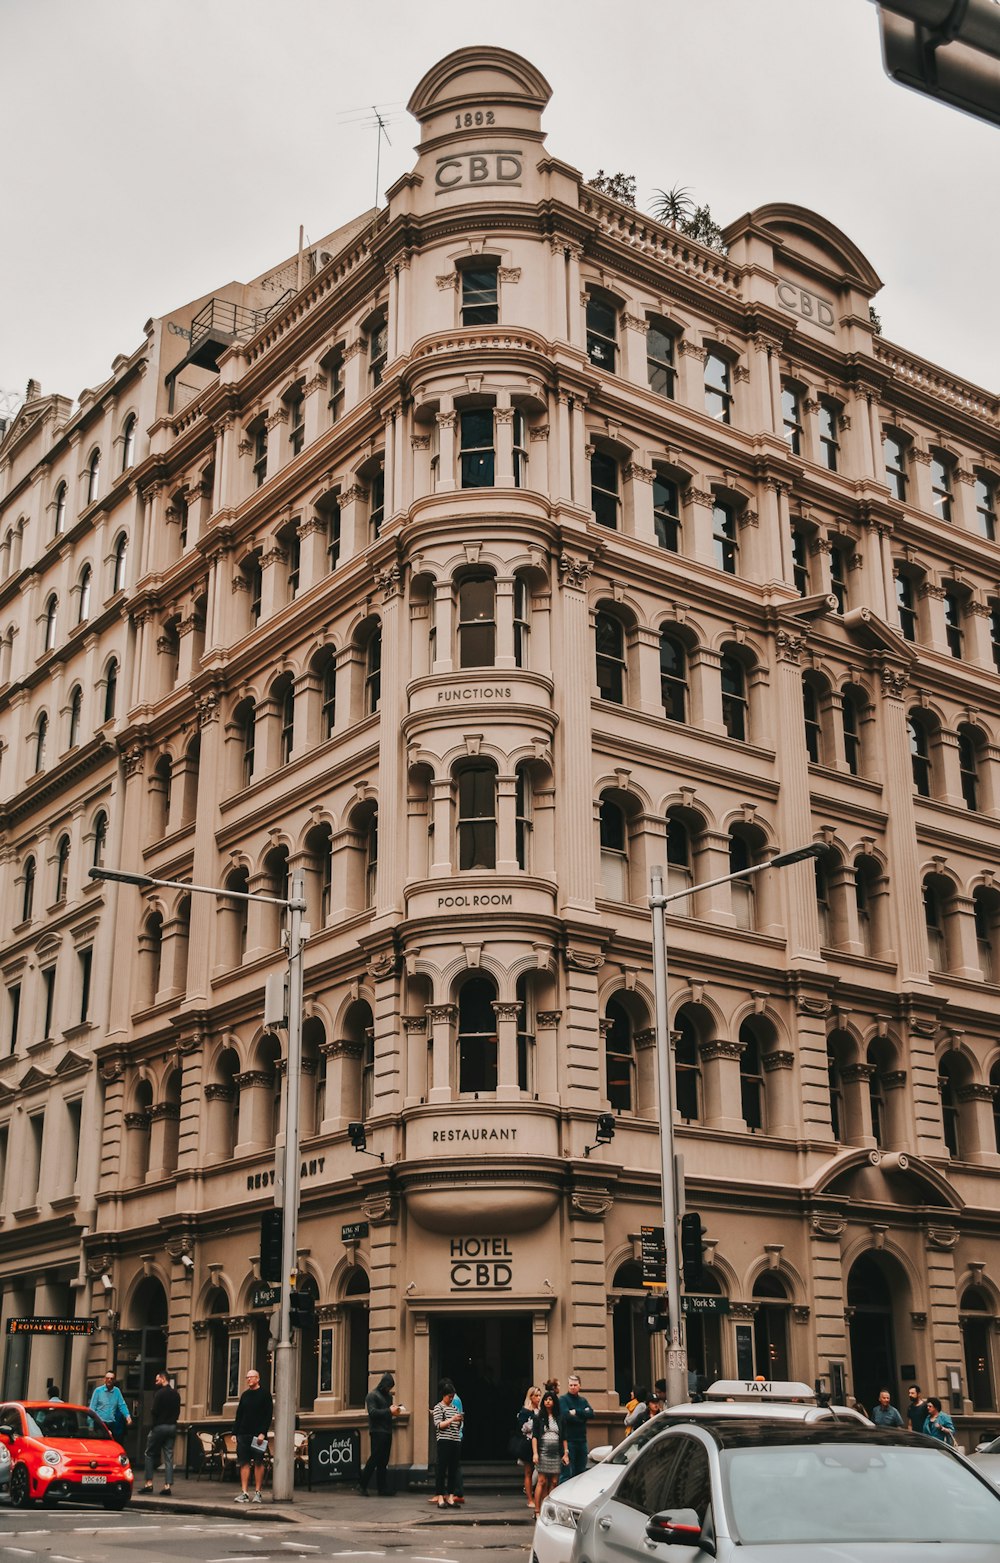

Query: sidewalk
[131,1474,538,1528]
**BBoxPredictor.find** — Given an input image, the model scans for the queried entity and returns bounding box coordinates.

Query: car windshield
[722,1443,1000,1545]
[26,1408,113,1441]
[607,1417,674,1465]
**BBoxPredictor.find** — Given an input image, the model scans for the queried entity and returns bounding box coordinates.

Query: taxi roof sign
[703,1379,817,1402]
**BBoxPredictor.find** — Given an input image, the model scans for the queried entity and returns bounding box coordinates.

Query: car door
[590,1434,681,1563]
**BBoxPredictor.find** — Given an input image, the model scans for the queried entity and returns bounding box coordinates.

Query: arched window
[704,351,732,423]
[305,823,333,927]
[516,971,534,1091]
[112,532,128,594]
[908,712,932,797]
[958,724,983,812]
[611,1259,653,1406]
[674,1014,700,1121]
[930,448,954,522]
[21,855,36,922]
[236,698,256,787]
[515,762,532,871]
[974,887,1000,982]
[151,754,172,838]
[54,482,67,536]
[457,573,496,667]
[591,450,621,529]
[276,676,295,766]
[86,449,101,505]
[458,976,498,1094]
[365,626,382,715]
[711,500,737,573]
[54,834,71,903]
[365,808,378,907]
[92,810,108,869]
[210,1048,241,1160]
[513,574,530,667]
[827,1033,848,1141]
[77,565,92,625]
[43,594,58,653]
[752,1272,790,1378]
[456,761,497,870]
[659,631,687,721]
[883,429,908,501]
[841,685,867,777]
[320,652,337,739]
[599,796,628,900]
[961,1287,996,1412]
[121,413,136,472]
[974,472,997,541]
[67,685,82,749]
[854,854,882,958]
[666,811,693,916]
[343,1268,371,1408]
[729,828,757,931]
[103,657,118,722]
[595,611,626,703]
[720,653,748,741]
[802,675,823,764]
[34,711,48,772]
[605,996,634,1112]
[738,1019,765,1131]
[138,911,164,1008]
[219,867,250,967]
[368,313,388,387]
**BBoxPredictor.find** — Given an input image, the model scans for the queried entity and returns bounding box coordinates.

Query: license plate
[81,1475,107,1485]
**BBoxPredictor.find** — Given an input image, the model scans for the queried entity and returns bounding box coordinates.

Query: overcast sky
[2,0,997,411]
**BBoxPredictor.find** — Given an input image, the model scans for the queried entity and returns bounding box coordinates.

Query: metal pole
[272,871,305,1503]
[649,865,686,1407]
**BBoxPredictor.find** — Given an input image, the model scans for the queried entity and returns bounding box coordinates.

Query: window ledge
[49,1193,79,1212]
[13,1205,40,1221]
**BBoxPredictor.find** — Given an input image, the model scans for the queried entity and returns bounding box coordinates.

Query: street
[0,1496,531,1563]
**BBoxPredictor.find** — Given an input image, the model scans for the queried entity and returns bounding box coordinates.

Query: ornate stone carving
[323,1040,365,1061]
[197,692,220,726]
[792,1305,811,1324]
[622,313,649,335]
[436,273,458,291]
[376,563,402,600]
[683,487,714,509]
[410,435,431,451]
[564,948,604,974]
[625,462,654,485]
[729,1302,758,1320]
[426,1004,457,1024]
[558,554,592,590]
[528,424,550,442]
[737,508,758,529]
[678,341,707,362]
[797,994,831,1018]
[361,1194,396,1225]
[571,1192,613,1220]
[148,1102,180,1122]
[810,1213,846,1239]
[776,630,806,664]
[762,1050,795,1072]
[957,1083,998,1104]
[401,1016,427,1034]
[535,1011,562,1028]
[235,1071,275,1089]
[926,1228,958,1251]
[842,1063,876,1084]
[99,1055,126,1083]
[699,1040,745,1062]
[123,745,145,778]
[498,267,521,283]
[910,1311,928,1328]
[491,1002,521,1021]
[634,1028,657,1051]
[204,1083,235,1102]
[367,951,399,980]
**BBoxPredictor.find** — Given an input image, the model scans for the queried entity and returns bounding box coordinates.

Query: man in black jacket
[234,1368,273,1504]
[360,1372,400,1496]
[139,1371,181,1495]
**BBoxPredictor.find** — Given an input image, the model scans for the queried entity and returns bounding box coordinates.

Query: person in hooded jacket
[360,1371,401,1496]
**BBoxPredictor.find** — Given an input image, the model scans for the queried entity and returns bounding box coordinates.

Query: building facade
[2,45,1000,1464]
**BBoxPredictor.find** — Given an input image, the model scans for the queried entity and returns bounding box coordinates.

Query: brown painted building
[2,46,999,1466]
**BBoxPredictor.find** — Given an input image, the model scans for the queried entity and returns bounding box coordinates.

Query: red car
[0,1400,133,1509]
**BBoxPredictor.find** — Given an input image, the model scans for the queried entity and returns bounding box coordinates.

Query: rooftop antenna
[337,104,404,212]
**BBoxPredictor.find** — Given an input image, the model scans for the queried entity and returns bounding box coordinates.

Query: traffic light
[289,1290,316,1330]
[645,1293,668,1333]
[348,1122,367,1152]
[680,1211,705,1291]
[260,1208,283,1284]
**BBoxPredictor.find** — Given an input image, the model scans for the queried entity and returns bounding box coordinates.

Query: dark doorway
[848,1253,898,1413]
[117,1276,168,1461]
[431,1314,532,1460]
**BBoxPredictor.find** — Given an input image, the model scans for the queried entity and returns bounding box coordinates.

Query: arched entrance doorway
[848,1252,907,1413]
[117,1276,168,1459]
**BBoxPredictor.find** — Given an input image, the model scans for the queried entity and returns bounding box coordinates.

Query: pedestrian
[516,1386,541,1509]
[624,1386,650,1428]
[623,1384,640,1419]
[233,1367,272,1504]
[140,1370,181,1495]
[47,1385,63,1403]
[871,1388,905,1428]
[531,1387,567,1516]
[432,1379,463,1508]
[646,1390,664,1420]
[925,1395,957,1446]
[360,1371,400,1497]
[558,1373,594,1480]
[450,1386,466,1505]
[907,1384,929,1434]
[89,1371,132,1443]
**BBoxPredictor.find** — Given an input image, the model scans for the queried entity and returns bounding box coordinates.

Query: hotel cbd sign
[449,1236,513,1290]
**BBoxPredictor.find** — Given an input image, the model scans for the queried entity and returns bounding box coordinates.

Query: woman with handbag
[515,1386,541,1508]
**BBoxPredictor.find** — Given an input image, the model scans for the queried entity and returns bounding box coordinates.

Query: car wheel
[102,1490,130,1510]
[10,1464,34,1508]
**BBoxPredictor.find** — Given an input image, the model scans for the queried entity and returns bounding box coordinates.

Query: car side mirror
[587,1445,613,1465]
[646,1510,714,1554]
[0,1425,13,1440]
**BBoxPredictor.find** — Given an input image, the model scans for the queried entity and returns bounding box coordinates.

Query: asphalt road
[0,1508,528,1563]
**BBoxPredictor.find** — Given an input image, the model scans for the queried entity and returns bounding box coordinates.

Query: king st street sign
[251,1282,281,1310]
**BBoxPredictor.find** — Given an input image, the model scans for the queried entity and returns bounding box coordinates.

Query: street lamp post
[648,844,822,1407]
[90,865,307,1502]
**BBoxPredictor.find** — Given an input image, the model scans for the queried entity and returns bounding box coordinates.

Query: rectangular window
[930,451,953,522]
[227,1336,241,1400]
[42,966,56,1039]
[0,1124,7,1211]
[325,498,341,571]
[288,394,305,457]
[66,1098,82,1192]
[286,530,301,599]
[78,949,92,1025]
[647,321,675,398]
[586,296,618,371]
[883,432,907,501]
[829,543,848,613]
[791,527,809,595]
[27,1112,44,1204]
[591,451,620,529]
[781,384,803,454]
[513,577,529,668]
[974,474,996,541]
[704,352,732,423]
[461,265,499,326]
[991,606,1000,674]
[457,767,497,871]
[327,346,345,421]
[512,409,527,489]
[369,468,385,539]
[369,318,388,387]
[653,475,680,551]
[252,425,268,488]
[459,410,495,488]
[895,571,917,641]
[818,399,840,470]
[712,501,737,573]
[944,590,964,657]
[7,984,19,1055]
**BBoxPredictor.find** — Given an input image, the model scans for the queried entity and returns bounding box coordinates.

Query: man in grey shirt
[871,1388,904,1427]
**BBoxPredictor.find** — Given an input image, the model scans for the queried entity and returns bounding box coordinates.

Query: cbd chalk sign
[309,1428,359,1485]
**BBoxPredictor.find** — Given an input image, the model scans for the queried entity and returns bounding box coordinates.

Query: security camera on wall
[100,1273,113,1293]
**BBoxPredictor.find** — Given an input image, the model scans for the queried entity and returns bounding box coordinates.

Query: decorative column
[320,1039,363,1132]
[624,461,655,544]
[534,1011,561,1104]
[923,1225,963,1406]
[772,630,823,961]
[435,409,456,493]
[683,486,717,570]
[566,1194,613,1395]
[699,1039,746,1132]
[762,1050,797,1137]
[368,953,403,1116]
[494,1001,521,1101]
[956,1083,1000,1165]
[175,1027,205,1174]
[403,1016,428,1108]
[635,1028,657,1118]
[877,664,931,984]
[622,313,649,386]
[554,554,597,912]
[426,1003,455,1104]
[235,1070,276,1152]
[496,774,519,873]
[494,402,515,486]
[562,947,604,1110]
[794,990,837,1142]
[807,1213,849,1394]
